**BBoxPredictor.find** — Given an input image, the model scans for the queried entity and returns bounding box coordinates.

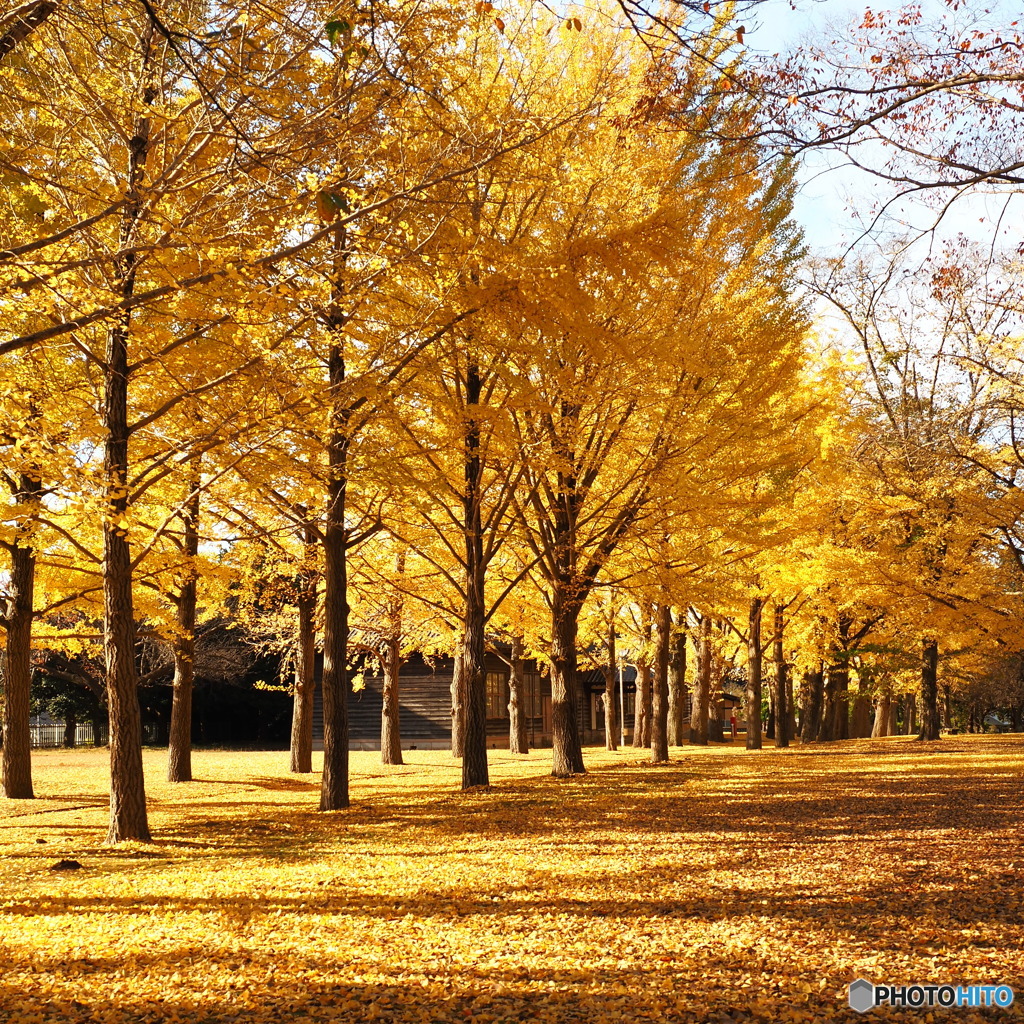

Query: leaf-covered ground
[2,736,1023,1023]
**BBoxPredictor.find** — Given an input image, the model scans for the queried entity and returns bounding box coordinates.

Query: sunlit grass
[2,736,1023,1022]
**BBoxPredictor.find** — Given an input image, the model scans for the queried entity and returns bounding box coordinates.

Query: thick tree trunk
[461,358,489,789]
[381,636,404,765]
[380,548,406,766]
[651,603,670,763]
[62,714,76,748]
[103,390,150,842]
[904,697,916,735]
[167,481,200,783]
[887,698,898,737]
[773,604,789,748]
[2,473,39,799]
[103,23,157,844]
[92,718,103,747]
[871,695,890,738]
[290,522,317,773]
[746,598,763,750]
[818,663,848,742]
[851,694,872,738]
[320,232,352,811]
[450,650,465,757]
[550,587,585,777]
[689,615,711,745]
[508,634,529,754]
[633,658,651,748]
[800,663,824,742]
[917,640,941,741]
[601,616,618,751]
[667,618,686,746]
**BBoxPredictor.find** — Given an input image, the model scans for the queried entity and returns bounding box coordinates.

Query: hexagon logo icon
[849,978,875,1013]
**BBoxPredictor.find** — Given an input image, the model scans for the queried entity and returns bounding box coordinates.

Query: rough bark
[886,698,898,737]
[461,357,489,790]
[746,598,763,750]
[917,640,941,741]
[103,30,156,842]
[772,604,789,749]
[289,522,317,773]
[508,634,529,754]
[0,1,57,64]
[667,617,687,746]
[633,658,651,748]
[380,635,404,765]
[800,663,824,742]
[651,603,670,763]
[319,224,351,812]
[167,480,200,783]
[689,615,711,745]
[871,695,890,738]
[550,585,585,777]
[904,696,917,735]
[601,617,617,751]
[450,650,465,757]
[380,548,406,766]
[851,694,873,738]
[2,471,40,799]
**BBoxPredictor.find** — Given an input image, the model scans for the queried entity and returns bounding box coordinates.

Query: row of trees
[2,0,1023,843]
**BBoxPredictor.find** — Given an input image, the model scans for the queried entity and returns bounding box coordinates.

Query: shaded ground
[1,736,1022,1022]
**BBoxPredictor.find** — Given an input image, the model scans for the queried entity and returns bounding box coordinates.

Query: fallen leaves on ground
[2,736,1023,1023]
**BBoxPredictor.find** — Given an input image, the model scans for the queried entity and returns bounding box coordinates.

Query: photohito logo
[848,979,1015,1012]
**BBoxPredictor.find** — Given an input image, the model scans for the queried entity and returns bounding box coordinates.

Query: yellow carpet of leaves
[2,736,1023,1023]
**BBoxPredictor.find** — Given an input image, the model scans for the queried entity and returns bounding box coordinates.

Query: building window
[523,671,541,718]
[486,671,508,718]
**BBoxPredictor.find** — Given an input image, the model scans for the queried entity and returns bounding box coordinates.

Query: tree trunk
[667,617,686,746]
[461,357,489,790]
[167,478,200,783]
[550,586,585,777]
[102,24,157,844]
[917,639,940,741]
[320,223,352,812]
[651,603,670,763]
[887,698,898,737]
[800,663,824,742]
[380,548,406,766]
[942,684,952,730]
[633,658,651,748]
[508,634,529,754]
[601,615,618,751]
[851,694,872,738]
[746,598,763,750]
[450,649,465,757]
[689,615,711,745]
[381,635,404,765]
[905,697,917,735]
[290,521,317,773]
[773,604,789,748]
[62,714,77,748]
[871,695,890,738]
[2,471,40,799]
[92,718,103,747]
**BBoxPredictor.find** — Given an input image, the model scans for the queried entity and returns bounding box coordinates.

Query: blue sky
[737,0,1023,260]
